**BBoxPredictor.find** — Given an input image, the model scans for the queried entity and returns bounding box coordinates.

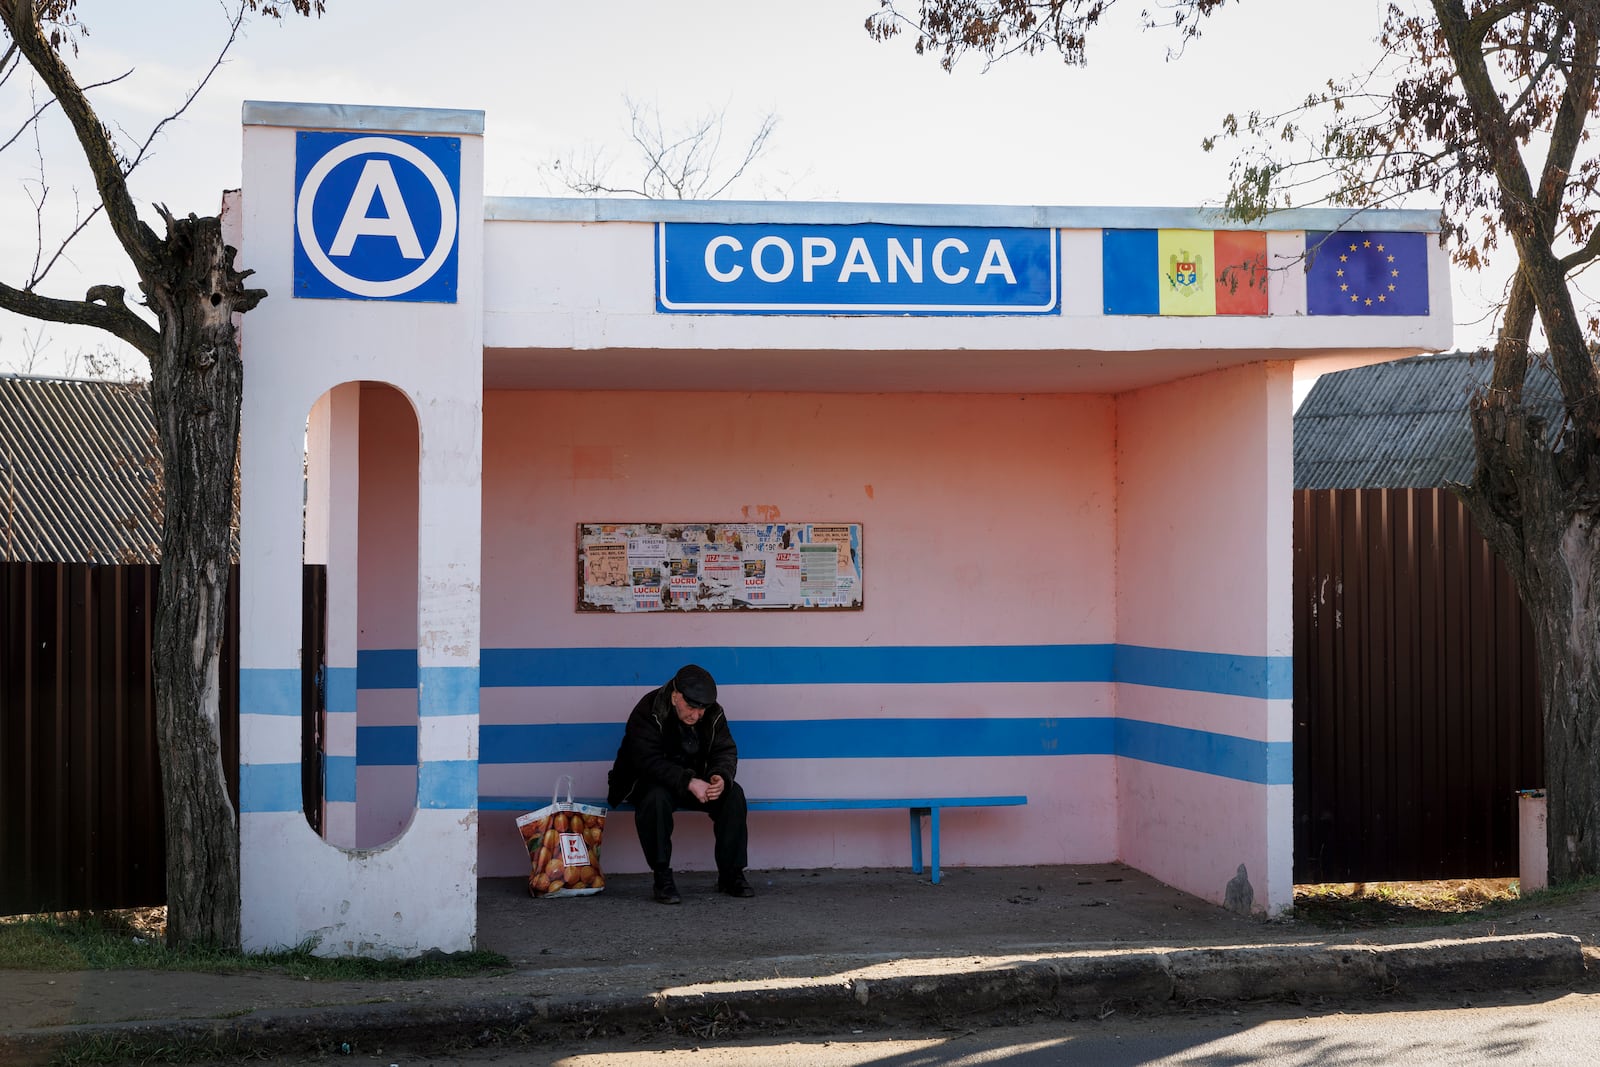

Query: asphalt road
[208,989,1599,1066]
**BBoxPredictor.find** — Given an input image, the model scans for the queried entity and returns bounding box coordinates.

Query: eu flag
[1306,231,1428,316]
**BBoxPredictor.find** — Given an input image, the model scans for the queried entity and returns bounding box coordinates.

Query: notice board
[577,522,863,613]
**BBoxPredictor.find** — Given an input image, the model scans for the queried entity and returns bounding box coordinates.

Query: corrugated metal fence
[1,562,323,915]
[1294,488,1543,882]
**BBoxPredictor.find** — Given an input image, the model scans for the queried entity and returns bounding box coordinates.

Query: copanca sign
[657,222,1058,315]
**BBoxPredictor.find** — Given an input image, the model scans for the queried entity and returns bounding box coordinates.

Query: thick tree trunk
[145,213,249,948]
[1531,538,1600,883]
[1466,391,1600,883]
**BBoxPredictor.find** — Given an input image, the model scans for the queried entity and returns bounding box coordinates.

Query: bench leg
[909,809,924,874]
[909,807,942,884]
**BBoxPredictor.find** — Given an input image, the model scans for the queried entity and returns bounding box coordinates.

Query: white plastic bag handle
[551,774,574,808]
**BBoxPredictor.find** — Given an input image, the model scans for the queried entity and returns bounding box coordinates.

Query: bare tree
[867,0,1600,881]
[0,0,324,948]
[548,96,778,200]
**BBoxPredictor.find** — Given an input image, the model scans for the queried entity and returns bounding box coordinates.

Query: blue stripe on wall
[324,755,357,803]
[240,762,301,812]
[1115,645,1292,700]
[358,725,416,766]
[476,717,1111,764]
[240,669,301,716]
[1115,719,1291,785]
[356,644,1293,697]
[325,667,358,713]
[358,649,419,689]
[362,716,1276,783]
[419,760,478,809]
[480,645,1114,688]
[420,666,480,716]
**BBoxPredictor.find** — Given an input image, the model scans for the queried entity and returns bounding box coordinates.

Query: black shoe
[717,872,755,898]
[653,869,681,905]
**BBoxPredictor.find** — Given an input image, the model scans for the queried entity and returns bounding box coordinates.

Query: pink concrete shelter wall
[354,383,420,848]
[1114,362,1295,913]
[477,389,1118,876]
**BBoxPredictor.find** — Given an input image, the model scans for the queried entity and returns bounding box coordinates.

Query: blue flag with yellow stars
[1305,231,1428,316]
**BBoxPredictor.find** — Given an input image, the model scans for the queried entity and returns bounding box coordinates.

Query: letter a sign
[293,131,460,302]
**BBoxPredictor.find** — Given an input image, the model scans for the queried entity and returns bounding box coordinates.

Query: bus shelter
[234,101,1448,955]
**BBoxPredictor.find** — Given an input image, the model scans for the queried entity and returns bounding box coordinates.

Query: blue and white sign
[657,223,1058,314]
[293,131,460,303]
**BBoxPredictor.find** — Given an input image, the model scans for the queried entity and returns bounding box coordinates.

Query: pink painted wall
[355,382,421,847]
[1114,362,1295,913]
[478,389,1118,877]
[1117,363,1286,655]
[482,391,1115,647]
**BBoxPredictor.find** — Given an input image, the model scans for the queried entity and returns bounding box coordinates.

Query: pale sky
[0,0,1511,377]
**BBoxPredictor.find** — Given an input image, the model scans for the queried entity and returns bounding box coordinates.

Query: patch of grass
[1518,873,1600,907]
[0,907,511,979]
[49,1031,265,1067]
[51,1032,212,1066]
[1293,878,1520,928]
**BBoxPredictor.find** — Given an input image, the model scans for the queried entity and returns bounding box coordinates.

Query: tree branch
[1490,272,1537,399]
[1542,26,1600,273]
[118,3,245,187]
[0,0,162,279]
[1468,0,1541,41]
[0,66,132,158]
[0,278,159,358]
[1559,227,1600,273]
[1438,0,1600,437]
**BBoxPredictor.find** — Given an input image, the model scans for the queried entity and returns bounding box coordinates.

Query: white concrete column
[238,101,484,956]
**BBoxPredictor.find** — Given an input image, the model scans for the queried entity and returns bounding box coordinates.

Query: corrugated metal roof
[0,375,162,563]
[1294,351,1566,489]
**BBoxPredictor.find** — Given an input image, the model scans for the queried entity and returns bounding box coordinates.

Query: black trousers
[633,779,748,876]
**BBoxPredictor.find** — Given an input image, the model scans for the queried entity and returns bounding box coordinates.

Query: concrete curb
[0,934,1584,1065]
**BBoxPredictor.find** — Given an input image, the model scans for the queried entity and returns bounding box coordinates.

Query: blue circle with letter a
[293,131,460,302]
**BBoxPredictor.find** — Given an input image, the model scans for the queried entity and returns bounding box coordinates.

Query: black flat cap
[673,664,717,707]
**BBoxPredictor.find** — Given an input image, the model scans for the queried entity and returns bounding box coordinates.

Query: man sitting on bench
[606,664,754,903]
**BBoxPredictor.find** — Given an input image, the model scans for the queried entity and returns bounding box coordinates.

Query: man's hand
[706,774,725,801]
[688,777,711,803]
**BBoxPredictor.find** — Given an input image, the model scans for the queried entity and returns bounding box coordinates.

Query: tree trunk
[1466,391,1600,883]
[146,213,247,948]
[1530,541,1600,884]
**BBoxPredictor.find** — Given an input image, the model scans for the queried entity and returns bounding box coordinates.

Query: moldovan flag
[1102,229,1269,316]
[1305,231,1429,315]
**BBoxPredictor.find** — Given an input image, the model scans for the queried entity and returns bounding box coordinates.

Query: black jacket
[606,679,739,806]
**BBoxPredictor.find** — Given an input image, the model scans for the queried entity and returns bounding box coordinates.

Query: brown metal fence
[1,562,324,915]
[1293,488,1543,883]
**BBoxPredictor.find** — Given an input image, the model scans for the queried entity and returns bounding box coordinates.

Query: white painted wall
[237,103,484,955]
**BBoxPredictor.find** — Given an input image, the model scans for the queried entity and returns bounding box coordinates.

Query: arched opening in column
[304,381,420,848]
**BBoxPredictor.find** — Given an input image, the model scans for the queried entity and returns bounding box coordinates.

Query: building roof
[1294,351,1565,490]
[0,375,161,563]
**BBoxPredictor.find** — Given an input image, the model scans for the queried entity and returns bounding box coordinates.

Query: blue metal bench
[479,794,1028,884]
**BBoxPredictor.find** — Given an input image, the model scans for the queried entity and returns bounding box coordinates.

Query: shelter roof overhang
[482,198,1450,395]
